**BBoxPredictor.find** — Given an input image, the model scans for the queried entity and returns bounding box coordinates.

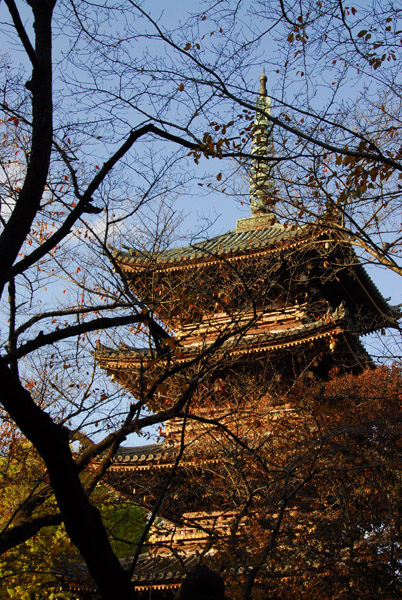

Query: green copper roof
[116,217,306,266]
[113,214,398,324]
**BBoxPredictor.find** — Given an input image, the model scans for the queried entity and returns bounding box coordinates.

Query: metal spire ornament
[249,68,277,216]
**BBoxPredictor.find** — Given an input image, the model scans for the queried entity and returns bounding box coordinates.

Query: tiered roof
[90,72,400,599]
[97,212,396,385]
[111,212,396,329]
[115,216,314,270]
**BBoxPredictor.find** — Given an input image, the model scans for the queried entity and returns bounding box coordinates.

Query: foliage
[0,525,75,600]
[97,491,146,560]
[0,428,74,599]
[0,427,146,598]
[202,366,402,599]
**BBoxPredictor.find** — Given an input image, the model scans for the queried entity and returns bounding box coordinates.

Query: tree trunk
[0,360,137,599]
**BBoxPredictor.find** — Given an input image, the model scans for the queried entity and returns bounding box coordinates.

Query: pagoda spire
[249,68,277,216]
[259,67,268,95]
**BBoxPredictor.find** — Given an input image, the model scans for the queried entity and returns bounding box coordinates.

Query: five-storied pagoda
[92,71,396,598]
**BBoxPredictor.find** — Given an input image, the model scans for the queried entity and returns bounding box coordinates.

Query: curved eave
[112,226,398,327]
[107,457,221,472]
[126,552,259,592]
[133,582,180,591]
[345,333,374,368]
[113,224,330,274]
[125,553,202,591]
[96,344,150,361]
[96,321,346,372]
[352,261,400,325]
[94,442,221,472]
[108,442,167,463]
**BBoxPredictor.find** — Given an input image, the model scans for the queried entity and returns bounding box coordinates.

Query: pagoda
[94,71,397,598]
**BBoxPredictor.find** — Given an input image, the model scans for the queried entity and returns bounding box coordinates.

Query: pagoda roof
[95,302,366,366]
[127,552,197,592]
[115,215,312,269]
[127,552,256,592]
[60,550,238,595]
[98,441,223,471]
[111,442,168,463]
[113,215,398,324]
[57,551,199,596]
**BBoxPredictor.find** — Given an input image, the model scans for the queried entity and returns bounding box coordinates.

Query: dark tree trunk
[0,359,137,600]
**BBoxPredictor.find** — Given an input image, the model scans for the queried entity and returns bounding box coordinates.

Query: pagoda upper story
[97,71,398,406]
[105,213,395,361]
